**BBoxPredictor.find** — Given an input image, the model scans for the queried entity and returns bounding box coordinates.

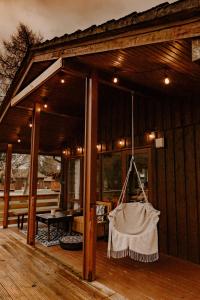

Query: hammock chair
[107,92,160,263]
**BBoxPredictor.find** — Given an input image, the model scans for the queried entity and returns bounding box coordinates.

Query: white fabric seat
[107,202,160,262]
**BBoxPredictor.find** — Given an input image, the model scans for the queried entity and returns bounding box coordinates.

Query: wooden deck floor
[36,235,200,300]
[0,229,107,300]
[3,228,200,300]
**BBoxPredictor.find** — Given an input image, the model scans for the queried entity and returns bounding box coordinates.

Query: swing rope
[117,92,148,206]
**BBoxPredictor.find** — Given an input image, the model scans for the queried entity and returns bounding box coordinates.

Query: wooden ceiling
[77,39,200,96]
[0,38,200,154]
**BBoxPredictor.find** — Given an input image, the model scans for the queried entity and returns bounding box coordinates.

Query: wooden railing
[0,192,60,226]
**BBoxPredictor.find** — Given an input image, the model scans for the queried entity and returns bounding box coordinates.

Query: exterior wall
[99,86,200,263]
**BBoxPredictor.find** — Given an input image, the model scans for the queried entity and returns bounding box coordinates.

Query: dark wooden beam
[16,105,82,122]
[3,144,12,228]
[27,103,40,246]
[83,72,98,281]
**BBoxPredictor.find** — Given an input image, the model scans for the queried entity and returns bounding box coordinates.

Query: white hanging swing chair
[107,92,160,263]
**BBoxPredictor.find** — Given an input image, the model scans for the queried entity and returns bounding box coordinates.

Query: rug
[22,225,81,247]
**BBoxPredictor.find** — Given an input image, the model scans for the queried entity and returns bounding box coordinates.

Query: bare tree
[0,23,44,192]
[0,22,43,101]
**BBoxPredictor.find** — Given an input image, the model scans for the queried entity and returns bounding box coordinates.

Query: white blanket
[107,202,160,262]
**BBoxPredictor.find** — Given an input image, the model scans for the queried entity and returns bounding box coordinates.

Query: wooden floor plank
[33,230,200,300]
[0,229,106,300]
[4,228,200,299]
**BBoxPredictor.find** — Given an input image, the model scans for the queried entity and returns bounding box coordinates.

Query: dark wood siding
[99,89,200,263]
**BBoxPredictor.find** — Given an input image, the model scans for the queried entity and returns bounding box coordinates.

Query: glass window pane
[67,159,81,211]
[102,152,122,202]
[127,153,148,202]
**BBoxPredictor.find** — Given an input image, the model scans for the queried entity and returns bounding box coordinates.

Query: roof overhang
[11,58,63,107]
[0,0,200,154]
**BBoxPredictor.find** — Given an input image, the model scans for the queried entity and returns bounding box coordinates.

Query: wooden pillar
[3,144,12,228]
[27,103,40,246]
[83,72,98,281]
[61,155,68,210]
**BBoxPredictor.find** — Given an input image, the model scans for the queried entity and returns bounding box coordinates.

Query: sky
[0,0,177,44]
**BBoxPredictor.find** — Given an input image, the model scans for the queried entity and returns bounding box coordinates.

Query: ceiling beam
[16,105,82,122]
[11,58,63,107]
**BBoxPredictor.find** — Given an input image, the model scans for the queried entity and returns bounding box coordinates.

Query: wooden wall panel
[98,90,200,264]
[174,128,188,260]
[195,124,200,264]
[156,148,168,253]
[165,130,177,256]
[184,126,199,262]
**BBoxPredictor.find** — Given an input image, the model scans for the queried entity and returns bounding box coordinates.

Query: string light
[113,76,119,84]
[42,96,48,109]
[164,75,170,85]
[118,139,125,147]
[96,144,101,152]
[17,136,21,143]
[28,118,32,128]
[76,146,83,154]
[60,79,65,84]
[149,131,156,140]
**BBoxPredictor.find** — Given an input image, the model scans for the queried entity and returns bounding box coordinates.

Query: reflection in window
[102,152,122,202]
[67,159,81,211]
[127,154,148,202]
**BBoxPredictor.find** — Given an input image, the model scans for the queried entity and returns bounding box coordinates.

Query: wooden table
[13,209,57,230]
[36,212,73,242]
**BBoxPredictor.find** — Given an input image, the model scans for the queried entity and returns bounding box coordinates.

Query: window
[67,158,82,211]
[101,152,122,202]
[126,152,149,202]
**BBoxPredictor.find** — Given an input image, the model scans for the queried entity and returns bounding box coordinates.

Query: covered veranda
[1,1,200,298]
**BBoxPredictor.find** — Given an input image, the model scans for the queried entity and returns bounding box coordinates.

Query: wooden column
[3,144,12,228]
[61,155,68,210]
[83,72,98,281]
[27,103,40,246]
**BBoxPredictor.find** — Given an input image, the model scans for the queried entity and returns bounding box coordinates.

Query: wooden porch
[9,227,200,300]
[1,0,200,290]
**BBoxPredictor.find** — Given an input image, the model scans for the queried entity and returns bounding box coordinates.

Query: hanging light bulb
[60,78,65,84]
[42,96,48,109]
[113,76,119,84]
[164,75,170,85]
[118,138,125,148]
[17,136,21,143]
[164,68,171,85]
[149,131,156,140]
[28,118,32,128]
[112,67,119,84]
[96,144,101,152]
[76,146,83,154]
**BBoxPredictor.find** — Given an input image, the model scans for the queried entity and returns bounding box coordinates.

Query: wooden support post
[83,72,98,281]
[3,144,12,228]
[27,103,40,246]
[60,155,68,210]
